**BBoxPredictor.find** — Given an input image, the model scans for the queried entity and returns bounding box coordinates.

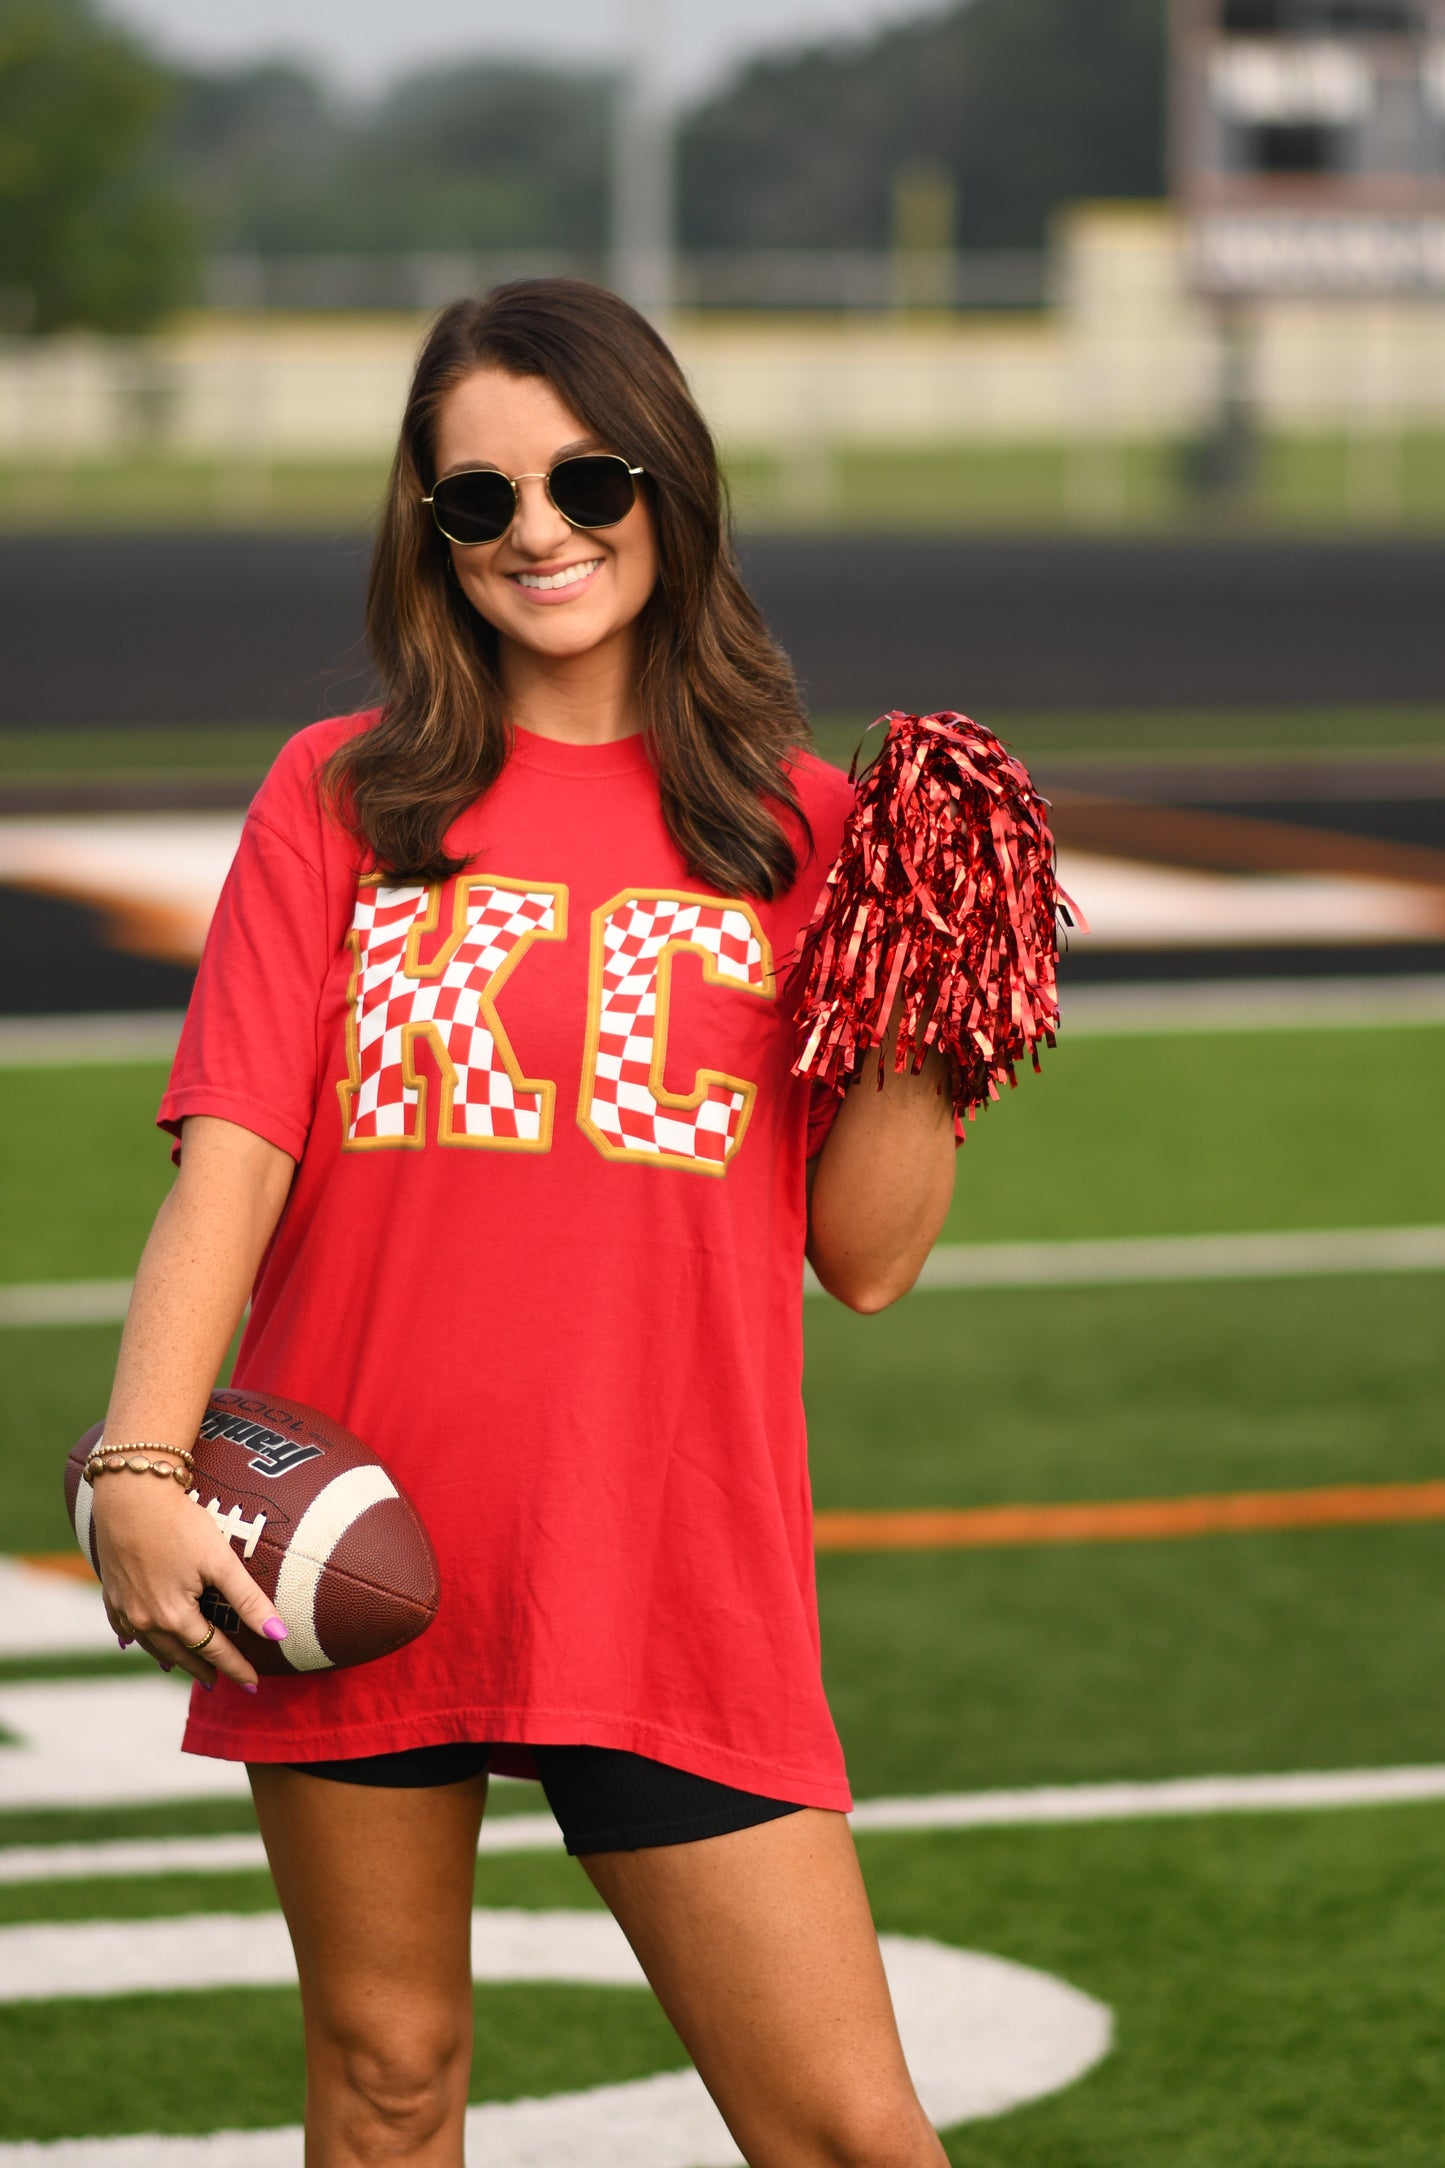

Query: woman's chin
[490,606,628,662]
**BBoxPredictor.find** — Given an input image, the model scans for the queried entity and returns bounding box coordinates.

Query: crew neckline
[507,722,653,778]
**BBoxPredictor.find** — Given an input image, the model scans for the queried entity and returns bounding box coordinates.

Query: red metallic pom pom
[791,711,1078,1132]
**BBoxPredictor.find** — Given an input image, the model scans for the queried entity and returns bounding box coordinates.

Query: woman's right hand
[92,1471,285,1691]
[94,1114,299,1692]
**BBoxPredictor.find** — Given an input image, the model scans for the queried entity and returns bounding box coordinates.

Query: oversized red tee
[160,713,857,1811]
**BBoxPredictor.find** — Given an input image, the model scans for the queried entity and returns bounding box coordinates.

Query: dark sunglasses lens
[431,472,515,544]
[549,455,636,531]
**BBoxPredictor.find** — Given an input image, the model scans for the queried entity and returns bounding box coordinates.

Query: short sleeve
[787,748,857,1164]
[157,811,333,1165]
[805,1077,843,1159]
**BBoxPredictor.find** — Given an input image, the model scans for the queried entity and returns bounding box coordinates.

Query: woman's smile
[507,555,603,600]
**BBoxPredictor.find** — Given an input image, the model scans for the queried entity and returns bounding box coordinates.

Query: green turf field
[2,701,1441,786]
[4,431,1445,534]
[2,1018,1443,2160]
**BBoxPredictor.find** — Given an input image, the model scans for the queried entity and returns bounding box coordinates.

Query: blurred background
[1,3,1444,2163]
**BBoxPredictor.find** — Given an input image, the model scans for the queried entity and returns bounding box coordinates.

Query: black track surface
[3,533,1442,728]
[3,532,1440,1010]
[0,887,197,1014]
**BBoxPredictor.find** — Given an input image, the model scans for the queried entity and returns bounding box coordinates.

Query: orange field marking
[813,1481,1445,1550]
[22,1478,1445,1585]
[20,1552,95,1581]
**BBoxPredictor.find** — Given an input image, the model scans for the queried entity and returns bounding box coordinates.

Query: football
[66,1390,440,1676]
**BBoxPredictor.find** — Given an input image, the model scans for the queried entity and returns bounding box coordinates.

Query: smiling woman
[88,276,958,2168]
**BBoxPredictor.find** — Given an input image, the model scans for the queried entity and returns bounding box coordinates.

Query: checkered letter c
[338,876,567,1151]
[578,890,774,1174]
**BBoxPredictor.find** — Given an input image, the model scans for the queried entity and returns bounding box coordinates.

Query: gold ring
[115,1614,134,1639]
[179,1621,216,1653]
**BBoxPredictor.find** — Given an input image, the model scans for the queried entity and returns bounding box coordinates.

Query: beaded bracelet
[83,1453,192,1488]
[89,1441,195,1470]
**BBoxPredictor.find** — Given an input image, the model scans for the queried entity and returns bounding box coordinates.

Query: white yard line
[0,1559,120,1656]
[0,1817,564,1885]
[848,1764,1445,1831]
[797,1223,1445,1297]
[900,1223,1445,1292]
[0,1834,270,1884]
[0,1678,251,1809]
[1060,973,1445,1035]
[0,1012,185,1066]
[8,1223,1445,1329]
[5,1763,1445,1888]
[0,1279,134,1326]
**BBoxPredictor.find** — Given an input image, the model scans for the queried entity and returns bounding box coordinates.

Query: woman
[93,280,956,2167]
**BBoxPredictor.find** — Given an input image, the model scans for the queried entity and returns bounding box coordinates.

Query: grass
[0,1064,176,1283]
[807,703,1445,780]
[5,1026,1442,1283]
[730,432,1445,535]
[0,1795,264,1849]
[808,1274,1445,1510]
[821,1523,1445,1798]
[3,706,1441,801]
[877,1805,1445,2166]
[2,1808,1443,2158]
[4,1028,1442,1553]
[947,1026,1445,1244]
[3,988,1444,2156]
[0,723,295,777]
[0,456,389,535]
[8,435,1444,536]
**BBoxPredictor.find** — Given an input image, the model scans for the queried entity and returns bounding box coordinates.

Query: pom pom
[791,710,1078,1132]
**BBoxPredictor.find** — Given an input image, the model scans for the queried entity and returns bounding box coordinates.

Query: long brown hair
[323,279,811,898]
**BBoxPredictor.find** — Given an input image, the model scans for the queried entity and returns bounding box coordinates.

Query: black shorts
[284,1741,805,1857]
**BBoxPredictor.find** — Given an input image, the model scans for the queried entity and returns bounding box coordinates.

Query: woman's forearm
[106,1116,295,1450]
[91,1116,298,1688]
[805,1025,956,1314]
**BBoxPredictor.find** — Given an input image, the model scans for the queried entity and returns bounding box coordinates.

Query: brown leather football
[66,1390,440,1676]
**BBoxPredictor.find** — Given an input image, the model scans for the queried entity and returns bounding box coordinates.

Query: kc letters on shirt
[341,874,774,1175]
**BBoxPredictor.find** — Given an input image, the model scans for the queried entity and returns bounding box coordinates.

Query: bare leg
[583,1807,947,2168]
[249,1764,487,2168]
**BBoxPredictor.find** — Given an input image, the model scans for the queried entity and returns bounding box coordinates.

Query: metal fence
[205,250,1052,316]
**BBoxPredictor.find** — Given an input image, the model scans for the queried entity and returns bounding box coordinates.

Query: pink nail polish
[262,1617,288,1641]
[116,1636,128,1651]
[240,1681,259,1694]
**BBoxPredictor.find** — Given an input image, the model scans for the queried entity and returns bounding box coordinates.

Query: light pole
[611,0,674,320]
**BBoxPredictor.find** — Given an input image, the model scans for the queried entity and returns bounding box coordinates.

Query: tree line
[0,0,1166,334]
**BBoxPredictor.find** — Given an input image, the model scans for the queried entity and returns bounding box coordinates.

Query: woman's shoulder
[249,709,383,850]
[786,743,855,817]
[783,743,856,874]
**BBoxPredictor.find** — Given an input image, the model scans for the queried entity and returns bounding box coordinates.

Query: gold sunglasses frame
[422,455,645,547]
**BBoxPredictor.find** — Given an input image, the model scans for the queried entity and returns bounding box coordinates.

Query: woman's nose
[509,473,572,556]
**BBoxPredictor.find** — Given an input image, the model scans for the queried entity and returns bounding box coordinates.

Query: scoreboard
[1173,0,1445,292]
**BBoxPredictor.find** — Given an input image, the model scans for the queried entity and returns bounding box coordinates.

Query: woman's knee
[806,2085,943,2168]
[318,2011,470,2158]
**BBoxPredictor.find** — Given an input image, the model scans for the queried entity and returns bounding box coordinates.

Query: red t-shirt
[160,713,857,1811]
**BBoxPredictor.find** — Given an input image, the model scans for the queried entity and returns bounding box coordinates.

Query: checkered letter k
[338,876,567,1151]
[578,890,774,1175]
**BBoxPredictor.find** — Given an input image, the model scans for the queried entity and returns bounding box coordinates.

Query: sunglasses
[423,453,644,547]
